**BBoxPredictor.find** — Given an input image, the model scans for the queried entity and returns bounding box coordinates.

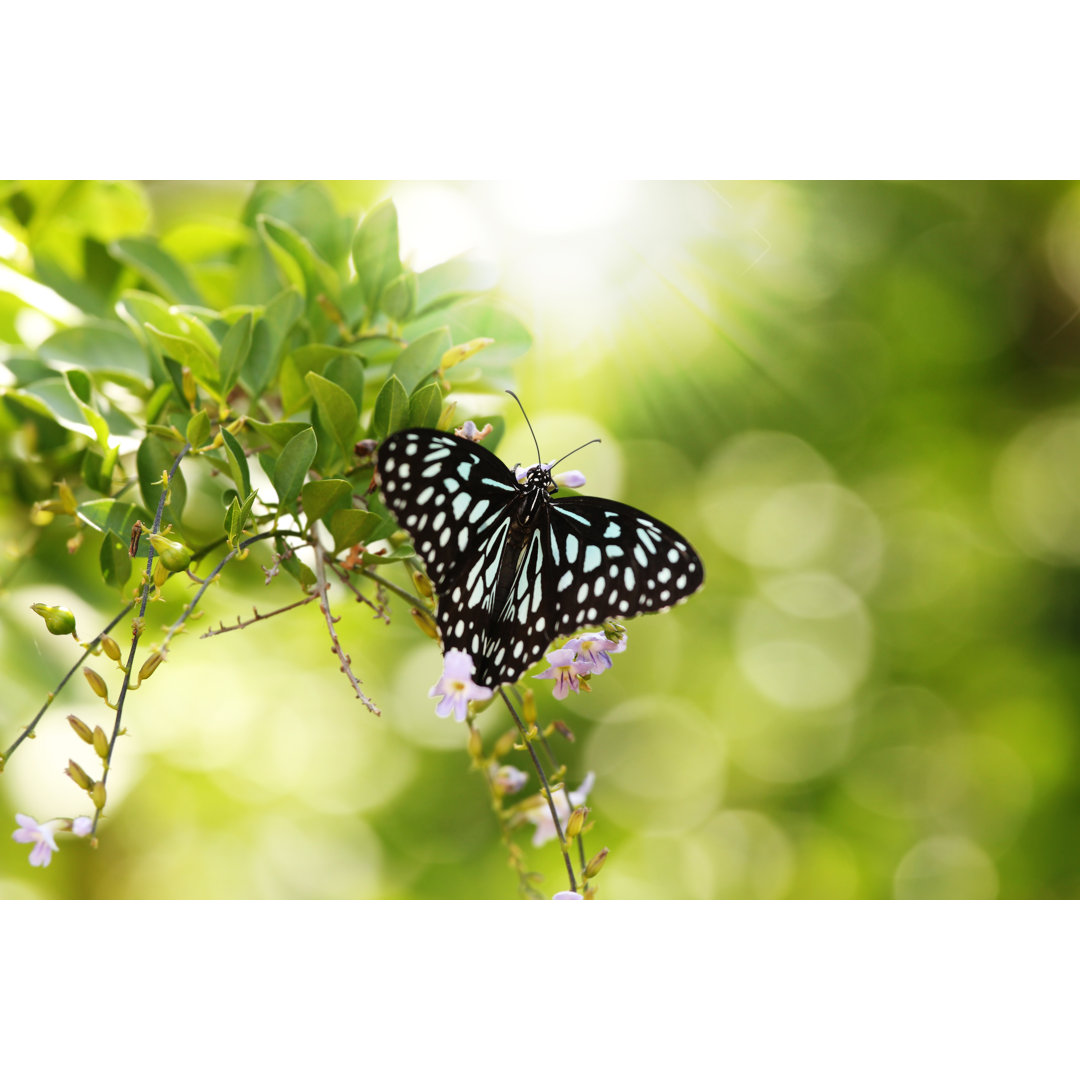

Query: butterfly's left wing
[481,494,705,687]
[377,428,525,670]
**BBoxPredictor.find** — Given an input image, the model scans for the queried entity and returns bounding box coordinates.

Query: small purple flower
[553,470,587,489]
[490,764,529,795]
[429,648,493,722]
[523,772,595,846]
[552,890,584,900]
[12,814,60,868]
[568,631,627,675]
[533,647,592,700]
[71,816,93,837]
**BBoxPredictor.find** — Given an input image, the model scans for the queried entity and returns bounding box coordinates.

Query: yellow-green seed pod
[467,726,483,761]
[153,562,169,588]
[138,652,164,682]
[567,806,588,839]
[410,608,439,641]
[100,635,122,663]
[30,603,77,636]
[412,571,434,600]
[439,337,495,372]
[84,668,108,700]
[494,729,518,759]
[66,759,93,791]
[68,715,93,744]
[583,847,609,880]
[90,781,107,810]
[92,726,109,760]
[523,688,537,728]
[149,534,193,573]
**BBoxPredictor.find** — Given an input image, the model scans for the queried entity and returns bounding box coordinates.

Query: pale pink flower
[533,647,591,700]
[429,649,493,722]
[523,772,595,847]
[12,814,60,868]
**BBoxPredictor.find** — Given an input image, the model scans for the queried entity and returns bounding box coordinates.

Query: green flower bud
[66,759,93,791]
[583,847,609,880]
[100,635,122,663]
[92,726,109,760]
[567,806,589,839]
[149,534,193,573]
[30,603,77,636]
[84,668,109,700]
[467,726,483,761]
[137,651,163,682]
[410,607,439,641]
[90,781,107,810]
[68,714,93,744]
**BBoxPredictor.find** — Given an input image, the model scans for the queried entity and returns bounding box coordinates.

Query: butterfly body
[377,428,703,689]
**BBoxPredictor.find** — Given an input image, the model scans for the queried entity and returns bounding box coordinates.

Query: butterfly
[376,419,704,689]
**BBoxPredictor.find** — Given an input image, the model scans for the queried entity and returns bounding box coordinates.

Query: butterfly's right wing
[377,428,524,666]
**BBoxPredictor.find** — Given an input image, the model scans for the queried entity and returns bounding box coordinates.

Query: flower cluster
[533,631,627,699]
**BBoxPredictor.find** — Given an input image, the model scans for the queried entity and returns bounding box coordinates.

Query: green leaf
[405,298,532,367]
[382,271,417,322]
[408,382,443,429]
[37,323,148,381]
[258,215,340,306]
[272,426,317,508]
[186,409,210,449]
[81,445,116,494]
[370,374,410,440]
[322,353,365,415]
[390,327,451,395]
[305,371,358,460]
[247,418,313,450]
[99,530,132,589]
[279,345,354,416]
[329,508,379,552]
[218,312,253,394]
[110,236,203,306]
[63,371,109,448]
[77,499,149,557]
[3,378,98,439]
[362,490,400,541]
[245,287,303,396]
[351,201,401,316]
[415,255,497,315]
[136,434,188,528]
[146,383,174,425]
[144,326,221,399]
[224,489,258,548]
[301,478,352,523]
[220,428,251,499]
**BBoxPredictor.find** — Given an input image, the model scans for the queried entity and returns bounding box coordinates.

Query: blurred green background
[2,180,1079,899]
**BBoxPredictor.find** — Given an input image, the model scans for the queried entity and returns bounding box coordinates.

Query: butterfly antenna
[550,438,601,470]
[505,390,543,466]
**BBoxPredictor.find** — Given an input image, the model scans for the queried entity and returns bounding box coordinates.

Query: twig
[499,688,577,894]
[200,595,317,638]
[1,601,136,764]
[313,540,380,714]
[94,443,191,833]
[329,562,390,623]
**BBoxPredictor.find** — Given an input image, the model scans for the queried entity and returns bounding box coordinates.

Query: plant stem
[499,688,577,894]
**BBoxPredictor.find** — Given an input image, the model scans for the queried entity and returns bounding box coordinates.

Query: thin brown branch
[313,540,380,714]
[200,595,318,638]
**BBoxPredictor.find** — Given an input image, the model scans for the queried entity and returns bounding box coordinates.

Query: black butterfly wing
[479,494,705,687]
[376,428,525,667]
[539,494,705,637]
